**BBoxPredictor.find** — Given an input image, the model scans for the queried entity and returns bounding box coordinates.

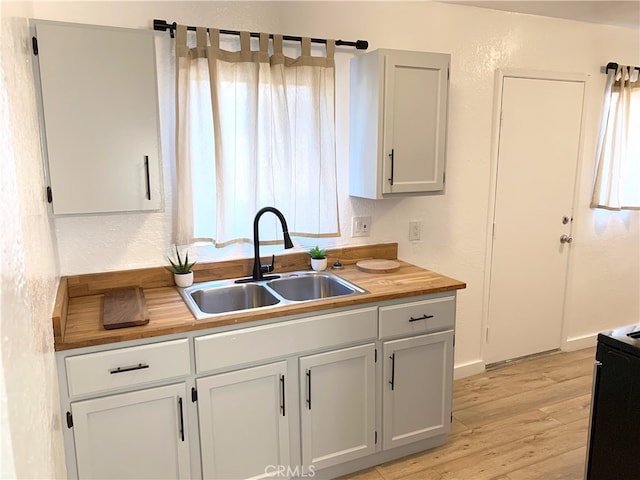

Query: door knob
[560,234,573,244]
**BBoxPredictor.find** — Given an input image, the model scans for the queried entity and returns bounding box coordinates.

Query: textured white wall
[0,1,65,478]
[29,2,640,374]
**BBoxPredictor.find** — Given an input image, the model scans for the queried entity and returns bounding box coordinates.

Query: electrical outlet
[409,221,421,241]
[352,216,371,237]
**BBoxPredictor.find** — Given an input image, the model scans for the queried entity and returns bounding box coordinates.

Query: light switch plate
[409,221,421,241]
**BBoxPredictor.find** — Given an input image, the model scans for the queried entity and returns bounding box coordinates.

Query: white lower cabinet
[299,343,377,471]
[196,362,290,480]
[71,383,191,479]
[59,298,457,480]
[382,330,454,449]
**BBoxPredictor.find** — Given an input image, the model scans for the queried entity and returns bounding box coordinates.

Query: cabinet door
[197,362,290,480]
[71,383,191,479]
[33,21,162,214]
[299,343,376,471]
[383,331,454,449]
[382,51,449,195]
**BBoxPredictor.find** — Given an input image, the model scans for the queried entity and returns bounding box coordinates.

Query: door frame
[481,68,590,365]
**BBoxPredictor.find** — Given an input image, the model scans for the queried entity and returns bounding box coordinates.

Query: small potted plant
[309,246,327,272]
[166,247,196,287]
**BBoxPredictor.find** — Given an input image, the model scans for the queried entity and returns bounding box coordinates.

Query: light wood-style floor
[343,347,596,480]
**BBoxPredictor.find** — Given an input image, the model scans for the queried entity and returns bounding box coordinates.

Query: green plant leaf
[309,245,326,259]
[167,247,196,273]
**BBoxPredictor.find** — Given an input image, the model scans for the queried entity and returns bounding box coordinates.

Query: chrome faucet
[236,207,294,283]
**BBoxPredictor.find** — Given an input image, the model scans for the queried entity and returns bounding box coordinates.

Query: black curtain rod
[153,19,368,50]
[606,62,640,72]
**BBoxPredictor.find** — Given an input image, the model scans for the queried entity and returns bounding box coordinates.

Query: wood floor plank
[482,349,594,379]
[502,446,587,480]
[539,393,592,425]
[537,355,595,383]
[449,418,469,436]
[453,374,592,429]
[436,418,589,480]
[377,467,443,480]
[375,409,562,480]
[340,467,386,480]
[453,369,557,411]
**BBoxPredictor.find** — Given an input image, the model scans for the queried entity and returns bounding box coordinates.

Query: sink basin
[186,283,280,315]
[267,273,363,301]
[179,271,366,320]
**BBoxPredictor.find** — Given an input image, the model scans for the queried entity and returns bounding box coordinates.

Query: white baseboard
[454,359,485,380]
[563,334,597,351]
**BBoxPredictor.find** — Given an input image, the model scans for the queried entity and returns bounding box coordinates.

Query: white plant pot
[310,258,327,272]
[174,272,194,288]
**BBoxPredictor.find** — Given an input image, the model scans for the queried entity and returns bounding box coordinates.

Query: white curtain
[174,26,339,246]
[591,64,640,210]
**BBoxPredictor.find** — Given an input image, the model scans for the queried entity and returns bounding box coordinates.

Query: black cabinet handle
[177,397,185,442]
[388,149,395,186]
[109,363,149,374]
[280,374,286,416]
[409,314,434,322]
[306,369,312,410]
[389,353,396,391]
[144,155,151,200]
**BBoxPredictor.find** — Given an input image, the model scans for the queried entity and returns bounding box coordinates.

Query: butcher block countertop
[53,243,465,351]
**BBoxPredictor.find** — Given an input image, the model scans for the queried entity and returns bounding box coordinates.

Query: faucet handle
[261,254,276,273]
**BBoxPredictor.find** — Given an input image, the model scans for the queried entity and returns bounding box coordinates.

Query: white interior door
[485,73,585,365]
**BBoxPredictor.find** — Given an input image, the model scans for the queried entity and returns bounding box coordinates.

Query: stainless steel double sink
[179,271,366,320]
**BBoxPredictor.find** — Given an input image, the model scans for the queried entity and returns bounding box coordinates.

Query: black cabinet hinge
[191,387,197,402]
[32,36,38,55]
[46,186,53,204]
[66,411,73,429]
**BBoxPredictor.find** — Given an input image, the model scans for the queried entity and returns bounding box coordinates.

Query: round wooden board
[356,259,401,273]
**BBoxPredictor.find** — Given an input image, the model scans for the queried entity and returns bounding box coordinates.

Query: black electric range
[585,324,640,480]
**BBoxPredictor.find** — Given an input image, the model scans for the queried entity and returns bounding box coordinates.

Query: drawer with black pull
[379,296,455,339]
[65,339,191,397]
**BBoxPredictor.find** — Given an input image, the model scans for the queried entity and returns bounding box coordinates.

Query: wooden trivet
[356,259,401,273]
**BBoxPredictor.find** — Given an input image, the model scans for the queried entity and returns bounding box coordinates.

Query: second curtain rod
[606,62,640,72]
[153,19,368,50]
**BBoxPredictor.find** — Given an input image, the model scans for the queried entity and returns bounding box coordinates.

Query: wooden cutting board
[356,259,401,273]
[103,287,150,330]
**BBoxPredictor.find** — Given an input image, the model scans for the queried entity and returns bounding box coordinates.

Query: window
[591,65,640,210]
[174,27,340,246]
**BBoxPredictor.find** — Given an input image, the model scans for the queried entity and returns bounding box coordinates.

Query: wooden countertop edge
[55,279,465,351]
[53,244,468,352]
[52,277,68,343]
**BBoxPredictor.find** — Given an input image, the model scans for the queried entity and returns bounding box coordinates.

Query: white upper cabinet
[32,20,163,215]
[349,49,450,199]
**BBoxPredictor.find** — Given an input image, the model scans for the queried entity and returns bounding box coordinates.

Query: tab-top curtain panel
[591,65,640,210]
[174,25,339,246]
